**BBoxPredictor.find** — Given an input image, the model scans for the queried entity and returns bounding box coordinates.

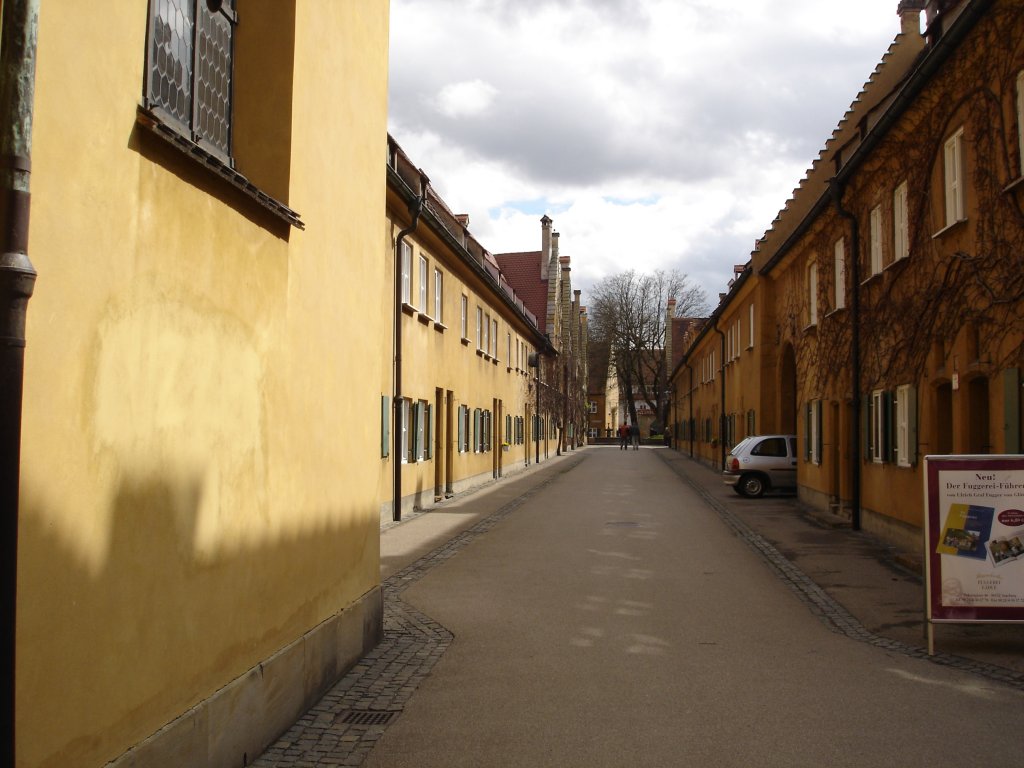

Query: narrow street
[260,446,1024,767]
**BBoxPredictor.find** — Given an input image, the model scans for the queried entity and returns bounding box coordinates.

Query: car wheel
[732,486,747,497]
[739,474,766,498]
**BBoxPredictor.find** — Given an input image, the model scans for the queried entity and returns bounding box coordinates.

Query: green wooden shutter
[1005,368,1021,454]
[458,405,465,453]
[804,402,811,461]
[863,394,871,461]
[425,404,433,459]
[815,401,823,464]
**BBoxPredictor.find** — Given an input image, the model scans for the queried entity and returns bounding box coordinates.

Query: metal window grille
[147,0,236,163]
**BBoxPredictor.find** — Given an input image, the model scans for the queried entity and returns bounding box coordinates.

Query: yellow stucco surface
[17,2,390,766]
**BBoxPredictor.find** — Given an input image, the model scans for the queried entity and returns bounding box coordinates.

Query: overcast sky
[387,0,915,307]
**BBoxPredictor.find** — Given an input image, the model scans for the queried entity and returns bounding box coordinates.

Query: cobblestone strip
[656,452,1024,692]
[254,455,589,767]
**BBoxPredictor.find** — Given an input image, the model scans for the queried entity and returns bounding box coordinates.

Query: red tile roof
[495,251,549,335]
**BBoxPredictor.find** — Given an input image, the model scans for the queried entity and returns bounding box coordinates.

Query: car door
[750,437,795,489]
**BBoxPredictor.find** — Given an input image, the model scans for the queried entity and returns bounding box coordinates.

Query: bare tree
[590,269,708,426]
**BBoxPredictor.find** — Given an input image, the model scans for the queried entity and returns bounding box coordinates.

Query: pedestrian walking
[630,422,640,450]
[617,422,629,450]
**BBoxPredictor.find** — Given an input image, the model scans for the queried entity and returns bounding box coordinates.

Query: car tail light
[729,457,739,471]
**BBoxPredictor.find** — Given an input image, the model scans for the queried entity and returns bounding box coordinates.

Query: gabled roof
[494,251,550,335]
[753,16,927,273]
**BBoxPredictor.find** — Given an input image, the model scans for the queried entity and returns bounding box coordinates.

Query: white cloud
[434,79,499,119]
[389,0,910,305]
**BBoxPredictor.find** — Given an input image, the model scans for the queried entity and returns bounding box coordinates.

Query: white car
[722,435,798,497]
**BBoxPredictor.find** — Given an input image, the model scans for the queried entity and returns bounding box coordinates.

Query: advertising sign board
[924,455,1024,651]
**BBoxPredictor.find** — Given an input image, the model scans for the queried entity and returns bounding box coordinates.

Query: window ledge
[136,106,304,230]
[417,312,433,326]
[803,323,818,334]
[476,348,486,357]
[860,272,882,287]
[434,322,447,333]
[824,307,847,320]
[932,218,967,239]
[1003,175,1024,194]
[401,302,417,317]
[461,336,472,346]
[884,254,910,272]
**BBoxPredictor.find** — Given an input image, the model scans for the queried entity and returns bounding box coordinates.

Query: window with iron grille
[146,0,237,165]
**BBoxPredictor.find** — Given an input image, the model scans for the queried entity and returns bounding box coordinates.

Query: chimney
[456,213,470,228]
[665,298,677,369]
[897,0,926,35]
[541,215,552,280]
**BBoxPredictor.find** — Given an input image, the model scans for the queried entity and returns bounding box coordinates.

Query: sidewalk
[254,446,1024,767]
[655,446,1024,678]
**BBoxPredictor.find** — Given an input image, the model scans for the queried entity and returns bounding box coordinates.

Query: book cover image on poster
[936,503,995,560]
[989,529,1024,567]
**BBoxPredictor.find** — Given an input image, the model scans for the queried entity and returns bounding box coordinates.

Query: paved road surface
[362,447,1024,767]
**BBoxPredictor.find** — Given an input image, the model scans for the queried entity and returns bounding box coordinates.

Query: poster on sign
[924,455,1024,647]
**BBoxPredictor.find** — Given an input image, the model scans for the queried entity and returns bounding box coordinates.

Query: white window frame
[869,206,882,275]
[944,127,965,226]
[834,239,846,310]
[483,312,491,353]
[400,242,412,305]
[895,384,916,468]
[418,255,428,312]
[893,181,909,261]
[434,269,443,323]
[748,304,754,349]
[492,319,499,357]
[415,399,427,461]
[807,262,818,326]
[460,295,468,339]
[809,399,822,465]
[476,307,483,349]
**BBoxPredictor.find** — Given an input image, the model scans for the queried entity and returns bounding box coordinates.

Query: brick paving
[252,457,586,767]
[255,448,1024,766]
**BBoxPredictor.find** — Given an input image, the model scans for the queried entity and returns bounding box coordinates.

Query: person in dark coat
[617,422,629,450]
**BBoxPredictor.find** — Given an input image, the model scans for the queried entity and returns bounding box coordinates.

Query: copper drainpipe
[0,0,40,762]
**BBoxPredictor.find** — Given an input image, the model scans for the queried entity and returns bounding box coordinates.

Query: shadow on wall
[17,468,377,768]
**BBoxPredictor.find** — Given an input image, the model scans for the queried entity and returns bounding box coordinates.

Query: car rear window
[751,437,787,457]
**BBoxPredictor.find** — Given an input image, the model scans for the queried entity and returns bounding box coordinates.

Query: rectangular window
[145,0,237,162]
[476,307,483,349]
[507,332,512,365]
[461,295,468,338]
[807,262,818,326]
[400,242,412,305]
[806,400,822,465]
[834,239,846,310]
[944,127,965,226]
[434,268,443,322]
[748,304,755,349]
[870,389,891,464]
[893,181,909,261]
[418,256,428,312]
[869,206,882,275]
[414,400,427,461]
[492,320,499,357]
[895,384,917,468]
[484,313,491,354]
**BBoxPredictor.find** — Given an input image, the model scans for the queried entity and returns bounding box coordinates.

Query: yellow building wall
[382,208,546,517]
[17,2,390,766]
